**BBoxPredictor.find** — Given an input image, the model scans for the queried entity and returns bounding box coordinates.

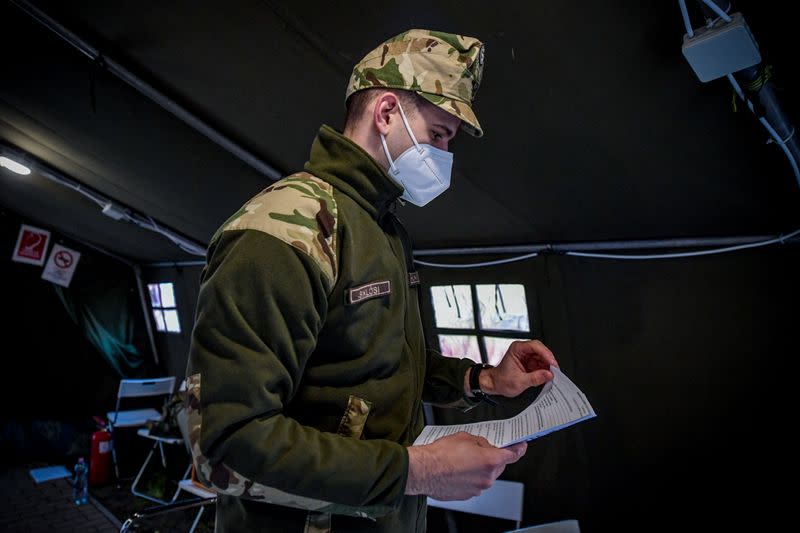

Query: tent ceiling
[1,0,798,263]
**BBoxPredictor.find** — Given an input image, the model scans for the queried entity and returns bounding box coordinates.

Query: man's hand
[405,432,527,500]
[465,339,559,398]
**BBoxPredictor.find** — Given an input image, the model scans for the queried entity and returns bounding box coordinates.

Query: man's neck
[343,126,387,170]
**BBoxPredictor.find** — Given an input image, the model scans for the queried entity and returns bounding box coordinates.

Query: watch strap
[469,363,497,405]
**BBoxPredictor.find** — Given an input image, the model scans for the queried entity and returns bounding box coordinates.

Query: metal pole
[151,235,800,262]
[134,265,161,366]
[147,260,206,268]
[413,234,786,257]
[59,232,135,267]
[10,0,284,182]
[735,66,800,175]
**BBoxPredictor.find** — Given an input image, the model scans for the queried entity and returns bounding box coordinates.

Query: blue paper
[29,465,71,483]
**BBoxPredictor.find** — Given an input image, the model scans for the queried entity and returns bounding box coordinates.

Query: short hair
[344,88,422,131]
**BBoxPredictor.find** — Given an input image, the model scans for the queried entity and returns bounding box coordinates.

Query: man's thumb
[530,369,554,387]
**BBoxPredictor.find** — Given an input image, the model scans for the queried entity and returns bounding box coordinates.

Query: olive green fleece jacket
[186,125,477,532]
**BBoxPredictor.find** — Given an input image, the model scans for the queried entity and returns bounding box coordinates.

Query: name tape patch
[347,280,391,305]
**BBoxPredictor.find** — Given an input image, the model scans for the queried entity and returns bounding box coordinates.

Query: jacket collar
[304,125,403,220]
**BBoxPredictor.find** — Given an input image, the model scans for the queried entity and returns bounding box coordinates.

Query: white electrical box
[682,12,761,82]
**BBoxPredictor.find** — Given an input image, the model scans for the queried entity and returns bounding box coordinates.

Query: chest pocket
[337,395,372,439]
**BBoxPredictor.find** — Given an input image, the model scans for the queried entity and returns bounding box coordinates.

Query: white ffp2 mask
[379,102,453,207]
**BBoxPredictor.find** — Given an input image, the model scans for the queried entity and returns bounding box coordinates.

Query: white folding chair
[428,479,525,530]
[106,377,176,480]
[170,478,216,533]
[117,380,216,532]
[131,427,184,504]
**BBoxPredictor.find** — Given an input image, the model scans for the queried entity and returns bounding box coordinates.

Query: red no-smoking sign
[11,224,51,266]
[42,244,81,288]
[54,250,73,269]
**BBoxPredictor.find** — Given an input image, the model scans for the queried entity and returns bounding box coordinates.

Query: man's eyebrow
[433,123,455,137]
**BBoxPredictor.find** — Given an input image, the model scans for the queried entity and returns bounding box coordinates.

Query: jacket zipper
[384,212,423,439]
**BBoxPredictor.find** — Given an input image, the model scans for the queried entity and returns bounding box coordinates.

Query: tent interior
[1,1,798,531]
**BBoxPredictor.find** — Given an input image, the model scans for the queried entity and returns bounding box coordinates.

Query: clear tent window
[431,284,530,366]
[147,282,181,333]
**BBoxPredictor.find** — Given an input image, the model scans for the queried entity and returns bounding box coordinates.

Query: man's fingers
[505,441,528,461]
[513,340,558,368]
[453,432,491,447]
[495,442,527,465]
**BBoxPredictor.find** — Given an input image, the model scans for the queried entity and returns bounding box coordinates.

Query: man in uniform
[186,29,559,532]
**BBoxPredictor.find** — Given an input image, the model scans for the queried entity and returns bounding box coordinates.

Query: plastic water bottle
[72,457,89,505]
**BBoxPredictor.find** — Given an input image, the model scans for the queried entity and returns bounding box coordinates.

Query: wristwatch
[469,363,497,406]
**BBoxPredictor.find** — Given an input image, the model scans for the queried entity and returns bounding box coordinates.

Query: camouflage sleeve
[422,349,480,411]
[186,229,408,518]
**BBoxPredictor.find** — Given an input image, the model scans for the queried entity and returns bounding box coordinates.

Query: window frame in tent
[147,282,181,334]
[430,283,532,366]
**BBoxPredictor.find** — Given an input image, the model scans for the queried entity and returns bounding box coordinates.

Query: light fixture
[0,156,31,175]
[0,143,206,256]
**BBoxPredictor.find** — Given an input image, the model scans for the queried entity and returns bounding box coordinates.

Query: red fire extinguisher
[89,417,112,486]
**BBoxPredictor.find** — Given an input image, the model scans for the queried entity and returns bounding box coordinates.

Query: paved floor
[0,458,219,532]
[0,464,120,532]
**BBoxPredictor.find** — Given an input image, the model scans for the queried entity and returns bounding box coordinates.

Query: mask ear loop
[380,133,411,204]
[380,99,422,175]
[396,101,423,154]
[380,134,399,175]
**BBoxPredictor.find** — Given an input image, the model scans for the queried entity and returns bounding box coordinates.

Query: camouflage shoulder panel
[184,373,393,520]
[215,172,338,287]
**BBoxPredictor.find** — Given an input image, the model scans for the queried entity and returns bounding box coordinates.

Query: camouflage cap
[346,29,485,137]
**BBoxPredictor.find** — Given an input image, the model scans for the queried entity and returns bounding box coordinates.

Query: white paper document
[413,366,596,448]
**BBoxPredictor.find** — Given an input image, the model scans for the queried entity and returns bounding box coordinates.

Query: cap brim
[417,93,483,138]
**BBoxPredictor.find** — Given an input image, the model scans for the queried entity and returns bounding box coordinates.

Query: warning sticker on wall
[41,244,81,288]
[11,224,51,266]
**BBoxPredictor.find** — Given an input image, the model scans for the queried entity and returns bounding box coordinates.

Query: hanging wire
[565,228,800,260]
[678,0,694,37]
[414,251,540,269]
[699,0,732,22]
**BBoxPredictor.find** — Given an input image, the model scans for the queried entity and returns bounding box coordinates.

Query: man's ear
[373,92,399,136]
